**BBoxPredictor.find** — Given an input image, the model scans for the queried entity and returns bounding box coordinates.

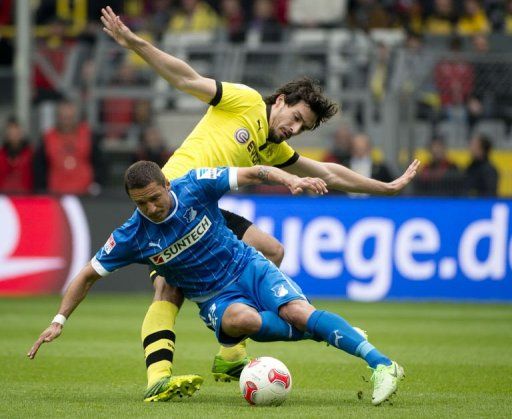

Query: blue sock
[251,311,305,342]
[306,310,391,368]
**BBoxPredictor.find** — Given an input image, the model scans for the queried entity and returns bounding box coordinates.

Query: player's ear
[165,180,170,189]
[276,94,285,105]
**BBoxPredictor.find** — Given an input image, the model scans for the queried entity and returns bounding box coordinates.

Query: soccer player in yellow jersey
[101,6,420,402]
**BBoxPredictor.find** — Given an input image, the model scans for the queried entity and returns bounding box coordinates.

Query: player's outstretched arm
[284,156,420,195]
[100,6,216,103]
[237,165,328,195]
[27,263,101,359]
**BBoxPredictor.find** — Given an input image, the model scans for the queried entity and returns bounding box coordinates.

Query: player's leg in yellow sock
[212,340,250,382]
[142,300,178,386]
[209,221,284,381]
[216,223,282,365]
[217,340,247,362]
[142,273,184,387]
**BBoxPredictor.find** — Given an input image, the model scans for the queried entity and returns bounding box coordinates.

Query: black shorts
[149,209,253,281]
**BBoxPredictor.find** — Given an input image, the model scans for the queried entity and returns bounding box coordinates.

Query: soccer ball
[239,356,292,406]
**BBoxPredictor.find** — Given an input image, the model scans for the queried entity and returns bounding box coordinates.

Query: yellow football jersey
[162,82,298,180]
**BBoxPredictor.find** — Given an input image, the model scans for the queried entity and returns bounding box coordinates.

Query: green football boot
[370,361,405,406]
[143,374,204,402]
[211,355,251,382]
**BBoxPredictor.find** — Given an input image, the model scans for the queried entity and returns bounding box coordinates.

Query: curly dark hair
[264,77,339,129]
[124,160,166,195]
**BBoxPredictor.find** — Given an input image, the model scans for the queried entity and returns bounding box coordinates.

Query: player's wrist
[383,181,395,195]
[51,314,67,326]
[130,35,148,51]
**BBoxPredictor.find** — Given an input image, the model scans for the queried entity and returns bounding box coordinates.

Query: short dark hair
[264,77,339,129]
[6,115,18,125]
[477,133,493,158]
[124,161,166,195]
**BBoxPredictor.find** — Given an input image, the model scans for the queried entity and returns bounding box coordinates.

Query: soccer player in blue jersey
[29,161,405,405]
[100,6,420,400]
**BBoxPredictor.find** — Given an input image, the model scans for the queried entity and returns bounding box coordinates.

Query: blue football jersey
[91,167,258,302]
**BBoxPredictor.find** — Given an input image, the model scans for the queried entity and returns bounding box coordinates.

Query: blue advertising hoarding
[220,196,512,302]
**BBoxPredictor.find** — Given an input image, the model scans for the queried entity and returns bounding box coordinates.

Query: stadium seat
[289,29,330,46]
[288,0,348,27]
[474,119,507,146]
[369,29,406,48]
[438,120,469,148]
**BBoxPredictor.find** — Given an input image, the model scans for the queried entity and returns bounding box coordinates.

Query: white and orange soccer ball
[239,356,292,406]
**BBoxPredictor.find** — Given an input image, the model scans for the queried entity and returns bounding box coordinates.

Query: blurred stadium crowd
[0,0,511,197]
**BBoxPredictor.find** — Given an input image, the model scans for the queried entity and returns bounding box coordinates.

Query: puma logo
[332,330,343,348]
[148,239,162,250]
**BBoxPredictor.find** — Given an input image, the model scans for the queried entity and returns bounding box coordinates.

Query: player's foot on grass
[143,374,203,402]
[212,355,250,382]
[371,361,404,406]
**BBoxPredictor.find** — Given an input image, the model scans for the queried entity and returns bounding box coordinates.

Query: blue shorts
[198,253,307,345]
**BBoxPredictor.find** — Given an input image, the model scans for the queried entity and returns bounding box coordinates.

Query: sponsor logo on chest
[233,126,264,165]
[247,140,260,165]
[150,215,212,265]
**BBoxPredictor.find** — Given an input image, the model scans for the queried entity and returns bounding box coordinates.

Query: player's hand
[288,176,328,195]
[387,159,421,195]
[101,6,139,49]
[27,323,63,360]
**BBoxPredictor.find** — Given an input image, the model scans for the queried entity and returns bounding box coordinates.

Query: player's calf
[151,275,185,306]
[278,299,315,330]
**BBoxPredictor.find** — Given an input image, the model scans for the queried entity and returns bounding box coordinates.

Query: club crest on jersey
[271,284,289,298]
[184,207,197,223]
[196,168,225,180]
[234,127,250,144]
[103,234,116,255]
[150,215,212,265]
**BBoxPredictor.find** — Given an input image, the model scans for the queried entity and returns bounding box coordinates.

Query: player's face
[268,96,317,144]
[129,181,172,223]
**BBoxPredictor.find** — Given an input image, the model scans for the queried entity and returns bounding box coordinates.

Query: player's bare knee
[266,241,285,266]
[152,275,184,307]
[279,300,315,330]
[222,304,261,336]
[257,238,284,266]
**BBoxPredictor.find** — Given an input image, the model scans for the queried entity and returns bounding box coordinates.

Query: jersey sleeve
[269,142,300,167]
[90,227,136,277]
[209,81,262,114]
[191,167,238,202]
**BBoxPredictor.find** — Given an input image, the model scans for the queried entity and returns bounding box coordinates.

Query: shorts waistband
[189,276,238,303]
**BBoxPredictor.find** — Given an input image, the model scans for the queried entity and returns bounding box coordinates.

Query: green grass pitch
[1,295,511,418]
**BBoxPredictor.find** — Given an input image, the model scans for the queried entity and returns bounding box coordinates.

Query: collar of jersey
[137,190,179,224]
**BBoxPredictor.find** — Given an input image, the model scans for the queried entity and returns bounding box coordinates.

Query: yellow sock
[217,340,248,362]
[141,301,179,387]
